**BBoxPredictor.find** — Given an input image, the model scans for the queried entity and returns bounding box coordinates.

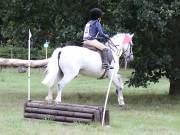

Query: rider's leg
[101,48,110,69]
[83,39,107,50]
[83,40,110,69]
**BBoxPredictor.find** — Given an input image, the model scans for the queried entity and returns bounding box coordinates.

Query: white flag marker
[28,29,32,101]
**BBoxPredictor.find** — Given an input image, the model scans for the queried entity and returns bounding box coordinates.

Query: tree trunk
[168,15,180,95]
[169,50,180,95]
[169,79,180,95]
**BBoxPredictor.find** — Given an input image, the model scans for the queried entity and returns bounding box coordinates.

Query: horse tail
[42,48,62,87]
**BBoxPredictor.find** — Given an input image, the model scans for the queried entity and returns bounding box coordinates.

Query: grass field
[0,68,180,135]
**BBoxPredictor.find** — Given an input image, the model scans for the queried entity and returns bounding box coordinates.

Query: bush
[0,46,54,59]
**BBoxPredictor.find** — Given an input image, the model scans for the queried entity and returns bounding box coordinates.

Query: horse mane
[110,33,132,45]
[110,33,127,44]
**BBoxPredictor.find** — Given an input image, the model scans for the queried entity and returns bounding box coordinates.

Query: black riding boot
[101,48,110,70]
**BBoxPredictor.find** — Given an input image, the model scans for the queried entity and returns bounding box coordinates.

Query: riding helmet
[89,8,104,20]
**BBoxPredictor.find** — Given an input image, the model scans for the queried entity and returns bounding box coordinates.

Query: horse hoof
[118,101,125,107]
[55,99,61,104]
[119,104,125,107]
[55,101,61,105]
[45,96,53,103]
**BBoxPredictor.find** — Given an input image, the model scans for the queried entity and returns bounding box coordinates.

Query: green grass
[0,68,180,135]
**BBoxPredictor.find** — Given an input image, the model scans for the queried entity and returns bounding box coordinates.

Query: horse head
[108,33,134,62]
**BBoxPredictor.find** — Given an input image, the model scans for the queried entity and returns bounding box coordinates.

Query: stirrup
[102,64,114,70]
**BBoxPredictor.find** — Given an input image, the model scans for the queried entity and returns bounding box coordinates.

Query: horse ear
[130,33,134,38]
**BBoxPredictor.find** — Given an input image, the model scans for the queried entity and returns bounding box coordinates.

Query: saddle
[83,44,100,52]
[83,44,114,79]
[83,44,113,64]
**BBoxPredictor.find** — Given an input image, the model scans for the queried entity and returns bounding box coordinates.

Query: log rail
[0,58,48,68]
[24,101,109,125]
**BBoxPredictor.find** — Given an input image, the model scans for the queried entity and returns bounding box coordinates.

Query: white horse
[42,33,134,106]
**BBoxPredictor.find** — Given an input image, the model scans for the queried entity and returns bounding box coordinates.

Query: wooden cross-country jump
[24,101,109,124]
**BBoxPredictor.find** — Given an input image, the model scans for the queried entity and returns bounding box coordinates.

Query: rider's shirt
[83,20,109,40]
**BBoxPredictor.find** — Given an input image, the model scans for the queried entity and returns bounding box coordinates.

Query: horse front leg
[45,87,53,103]
[113,74,125,106]
[116,88,125,106]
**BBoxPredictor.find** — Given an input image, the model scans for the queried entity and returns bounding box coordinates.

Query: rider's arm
[96,21,109,39]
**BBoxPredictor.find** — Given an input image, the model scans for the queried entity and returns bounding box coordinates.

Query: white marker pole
[28,29,32,101]
[102,68,116,126]
[44,41,49,59]
[45,47,47,59]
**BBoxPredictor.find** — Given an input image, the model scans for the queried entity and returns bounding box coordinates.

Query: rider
[83,8,111,70]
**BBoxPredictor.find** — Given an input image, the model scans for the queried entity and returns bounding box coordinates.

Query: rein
[107,38,133,61]
[106,39,118,52]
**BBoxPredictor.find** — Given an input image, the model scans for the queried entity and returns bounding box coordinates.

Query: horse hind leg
[45,87,53,103]
[44,72,62,103]
[55,72,78,104]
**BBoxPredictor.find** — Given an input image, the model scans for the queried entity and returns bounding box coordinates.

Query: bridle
[122,42,133,59]
[107,38,133,58]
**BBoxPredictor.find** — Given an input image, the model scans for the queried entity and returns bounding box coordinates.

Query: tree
[0,0,100,48]
[168,15,180,95]
[128,0,180,95]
